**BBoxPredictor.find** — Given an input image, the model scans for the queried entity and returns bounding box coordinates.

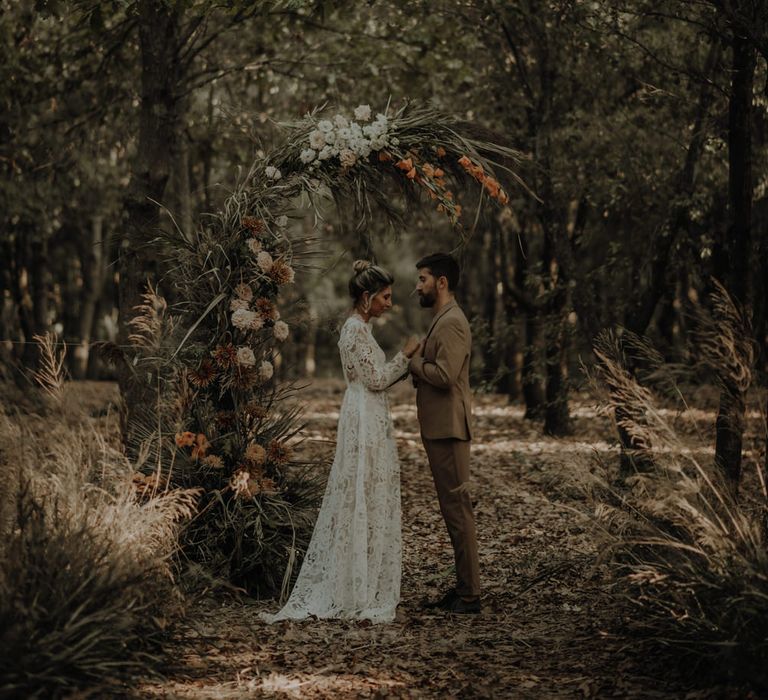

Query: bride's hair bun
[348,260,394,304]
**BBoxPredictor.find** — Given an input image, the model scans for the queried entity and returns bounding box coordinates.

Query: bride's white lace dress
[260,313,409,623]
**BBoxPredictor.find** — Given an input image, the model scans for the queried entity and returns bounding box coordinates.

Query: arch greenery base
[127,101,524,596]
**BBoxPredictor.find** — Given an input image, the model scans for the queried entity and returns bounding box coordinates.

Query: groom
[409,253,481,614]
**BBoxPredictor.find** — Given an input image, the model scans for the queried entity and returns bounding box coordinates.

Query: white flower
[339,148,357,168]
[333,114,349,129]
[236,346,256,367]
[247,239,262,254]
[354,104,372,121]
[390,137,399,146]
[230,469,250,498]
[265,166,282,180]
[375,113,388,123]
[259,360,274,382]
[230,298,250,312]
[257,250,274,273]
[273,320,289,342]
[308,130,326,149]
[300,148,316,164]
[317,119,334,133]
[318,145,334,161]
[336,127,351,143]
[234,283,253,301]
[275,215,288,228]
[232,308,259,331]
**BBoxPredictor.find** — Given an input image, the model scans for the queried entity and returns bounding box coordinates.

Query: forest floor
[72,379,757,699]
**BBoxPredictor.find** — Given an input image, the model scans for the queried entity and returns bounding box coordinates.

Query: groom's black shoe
[445,596,481,615]
[421,589,459,610]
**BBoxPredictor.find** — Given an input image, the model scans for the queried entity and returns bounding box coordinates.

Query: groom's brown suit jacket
[408,300,473,441]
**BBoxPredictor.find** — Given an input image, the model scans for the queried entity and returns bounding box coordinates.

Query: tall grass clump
[0,336,197,698]
[584,286,768,689]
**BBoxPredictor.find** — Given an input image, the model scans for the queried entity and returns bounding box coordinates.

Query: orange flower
[406,167,417,180]
[458,155,472,167]
[191,433,209,460]
[175,431,195,448]
[436,146,447,158]
[422,163,435,178]
[483,177,500,198]
[498,190,510,205]
[268,440,292,466]
[396,157,413,171]
[437,204,445,213]
[444,191,454,200]
[434,168,444,178]
[454,205,463,218]
[378,151,393,162]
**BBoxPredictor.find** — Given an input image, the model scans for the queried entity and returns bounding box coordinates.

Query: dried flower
[188,359,217,387]
[309,130,326,150]
[245,443,267,465]
[236,346,256,367]
[212,344,237,369]
[354,104,372,121]
[259,360,274,383]
[396,157,413,171]
[242,216,265,234]
[230,298,250,312]
[255,298,279,320]
[273,320,289,342]
[175,431,196,448]
[191,433,210,460]
[269,260,295,285]
[257,251,274,273]
[300,148,317,164]
[436,146,447,158]
[339,148,356,168]
[232,308,263,331]
[203,454,224,469]
[230,468,250,498]
[247,238,263,255]
[265,165,282,181]
[234,283,254,301]
[268,439,292,466]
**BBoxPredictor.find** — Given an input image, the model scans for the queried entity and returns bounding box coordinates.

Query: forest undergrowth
[1,375,764,698]
[136,378,763,699]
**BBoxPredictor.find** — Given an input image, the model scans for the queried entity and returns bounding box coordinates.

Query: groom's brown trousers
[422,436,480,598]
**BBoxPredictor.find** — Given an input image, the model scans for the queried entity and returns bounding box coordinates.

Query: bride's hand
[403,336,423,359]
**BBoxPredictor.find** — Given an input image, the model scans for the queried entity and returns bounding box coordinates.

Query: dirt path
[139,380,732,699]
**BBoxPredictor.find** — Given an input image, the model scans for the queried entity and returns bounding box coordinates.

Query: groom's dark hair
[416,253,460,291]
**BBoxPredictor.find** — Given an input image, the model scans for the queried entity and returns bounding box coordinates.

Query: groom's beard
[418,291,436,308]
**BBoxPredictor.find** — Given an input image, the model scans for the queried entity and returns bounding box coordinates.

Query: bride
[260,260,422,623]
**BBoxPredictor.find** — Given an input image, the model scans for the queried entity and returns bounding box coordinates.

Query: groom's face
[416,267,437,308]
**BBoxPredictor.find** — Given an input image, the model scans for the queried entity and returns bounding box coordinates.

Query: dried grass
[0,346,196,698]
[582,286,768,688]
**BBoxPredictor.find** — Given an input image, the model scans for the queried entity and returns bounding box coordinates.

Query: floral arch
[130,102,524,596]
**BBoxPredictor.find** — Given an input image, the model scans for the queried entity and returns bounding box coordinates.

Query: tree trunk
[117,0,186,455]
[542,226,570,437]
[73,216,105,379]
[481,228,498,388]
[714,32,756,494]
[513,225,544,418]
[497,222,519,399]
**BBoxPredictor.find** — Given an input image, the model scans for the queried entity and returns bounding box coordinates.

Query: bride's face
[367,286,393,318]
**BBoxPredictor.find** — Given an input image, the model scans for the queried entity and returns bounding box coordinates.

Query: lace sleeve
[344,321,409,391]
